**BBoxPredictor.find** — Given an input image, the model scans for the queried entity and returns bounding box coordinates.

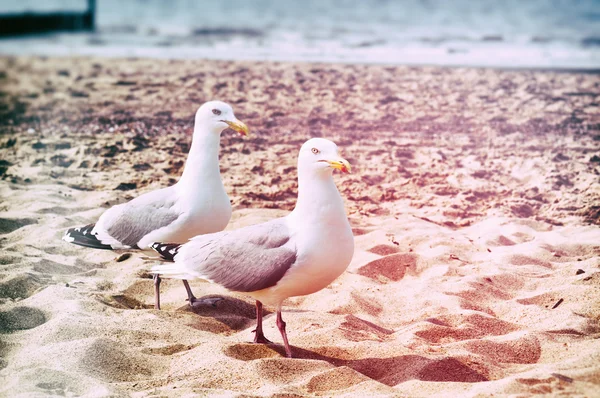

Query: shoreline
[1,48,600,73]
[0,55,599,397]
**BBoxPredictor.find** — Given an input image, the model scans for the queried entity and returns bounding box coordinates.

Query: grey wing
[96,187,181,248]
[179,219,297,292]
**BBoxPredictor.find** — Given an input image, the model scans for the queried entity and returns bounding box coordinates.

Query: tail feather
[151,242,182,261]
[150,262,190,279]
[63,224,113,250]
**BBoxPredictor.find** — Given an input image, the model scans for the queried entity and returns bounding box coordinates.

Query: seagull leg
[276,310,293,358]
[182,279,197,305]
[182,280,223,307]
[253,301,273,344]
[153,274,161,310]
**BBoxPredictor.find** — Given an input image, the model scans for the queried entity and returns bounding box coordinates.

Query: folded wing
[93,187,182,249]
[152,219,297,293]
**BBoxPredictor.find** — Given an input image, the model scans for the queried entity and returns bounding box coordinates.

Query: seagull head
[298,138,351,176]
[195,100,249,136]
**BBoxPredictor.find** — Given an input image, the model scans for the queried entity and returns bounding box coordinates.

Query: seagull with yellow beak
[63,101,249,309]
[151,138,354,358]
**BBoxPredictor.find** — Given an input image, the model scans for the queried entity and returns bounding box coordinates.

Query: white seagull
[63,101,249,309]
[150,138,354,358]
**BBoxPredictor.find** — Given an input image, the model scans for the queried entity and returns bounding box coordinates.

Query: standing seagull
[63,101,249,309]
[150,138,354,358]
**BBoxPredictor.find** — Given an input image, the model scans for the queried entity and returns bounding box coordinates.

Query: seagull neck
[292,173,345,222]
[178,130,222,189]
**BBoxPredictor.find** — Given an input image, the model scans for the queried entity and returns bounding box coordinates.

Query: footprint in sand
[0,218,37,234]
[306,367,371,394]
[367,244,401,256]
[343,355,489,385]
[98,294,151,310]
[351,227,374,236]
[487,235,517,246]
[0,255,22,265]
[77,338,154,382]
[32,259,98,275]
[338,314,394,342]
[0,274,45,300]
[509,254,554,269]
[357,253,418,282]
[141,344,196,356]
[223,343,281,361]
[253,357,333,384]
[463,332,542,364]
[540,242,600,260]
[14,368,94,397]
[0,306,47,332]
[516,292,559,307]
[38,206,93,216]
[415,313,518,343]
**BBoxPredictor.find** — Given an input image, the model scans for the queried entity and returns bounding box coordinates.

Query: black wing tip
[151,242,181,261]
[63,223,113,250]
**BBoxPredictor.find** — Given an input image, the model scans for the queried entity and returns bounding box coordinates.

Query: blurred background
[0,0,598,69]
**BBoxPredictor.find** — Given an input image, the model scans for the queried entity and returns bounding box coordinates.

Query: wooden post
[0,0,96,36]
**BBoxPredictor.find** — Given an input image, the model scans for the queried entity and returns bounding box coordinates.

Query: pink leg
[253,301,273,344]
[276,310,293,358]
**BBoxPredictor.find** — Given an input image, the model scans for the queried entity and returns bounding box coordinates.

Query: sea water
[0,0,599,69]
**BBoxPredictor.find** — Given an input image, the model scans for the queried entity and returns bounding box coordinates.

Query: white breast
[250,214,354,307]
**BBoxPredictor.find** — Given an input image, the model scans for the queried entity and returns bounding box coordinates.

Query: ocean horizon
[1,0,599,69]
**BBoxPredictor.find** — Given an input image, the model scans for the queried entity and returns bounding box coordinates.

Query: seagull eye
[212,109,222,116]
[311,148,320,154]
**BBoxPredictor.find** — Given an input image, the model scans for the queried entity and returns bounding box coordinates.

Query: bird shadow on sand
[182,295,268,334]
[183,295,311,328]
[224,343,489,386]
[164,296,489,385]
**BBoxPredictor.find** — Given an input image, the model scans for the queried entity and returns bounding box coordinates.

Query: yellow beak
[224,119,250,136]
[327,158,351,173]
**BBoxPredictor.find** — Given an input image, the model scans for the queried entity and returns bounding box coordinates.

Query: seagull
[150,138,354,358]
[63,101,249,309]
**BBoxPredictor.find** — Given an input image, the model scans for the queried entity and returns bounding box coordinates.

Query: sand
[0,56,599,397]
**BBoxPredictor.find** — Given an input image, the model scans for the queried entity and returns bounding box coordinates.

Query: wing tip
[62,232,75,243]
[62,224,114,250]
[151,242,181,261]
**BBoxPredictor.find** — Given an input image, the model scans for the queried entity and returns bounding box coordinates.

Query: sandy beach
[0,56,599,397]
